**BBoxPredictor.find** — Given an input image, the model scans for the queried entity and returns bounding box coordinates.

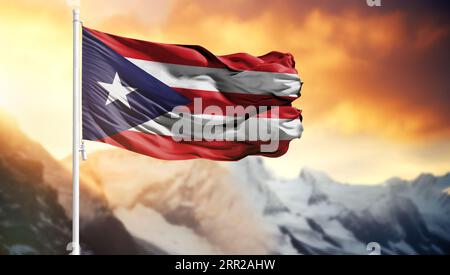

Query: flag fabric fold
[82,27,303,160]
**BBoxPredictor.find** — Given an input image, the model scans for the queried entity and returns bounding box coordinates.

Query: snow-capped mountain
[1,108,449,254]
[78,149,450,255]
[0,110,149,254]
[78,150,274,254]
[230,158,450,255]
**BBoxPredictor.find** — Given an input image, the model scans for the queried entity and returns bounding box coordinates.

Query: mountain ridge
[1,109,449,254]
[230,157,450,254]
[0,110,155,254]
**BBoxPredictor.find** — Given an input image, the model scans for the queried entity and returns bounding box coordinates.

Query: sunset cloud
[0,0,449,182]
[83,0,450,142]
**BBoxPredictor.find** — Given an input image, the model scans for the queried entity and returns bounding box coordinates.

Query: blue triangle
[82,28,191,140]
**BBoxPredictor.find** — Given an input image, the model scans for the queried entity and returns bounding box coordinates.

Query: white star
[97,73,136,108]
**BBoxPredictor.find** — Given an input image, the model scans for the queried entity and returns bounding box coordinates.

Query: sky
[0,0,449,183]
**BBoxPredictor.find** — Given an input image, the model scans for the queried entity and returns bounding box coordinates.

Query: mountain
[1,108,449,254]
[230,158,450,254]
[80,149,450,255]
[78,150,273,254]
[0,110,149,254]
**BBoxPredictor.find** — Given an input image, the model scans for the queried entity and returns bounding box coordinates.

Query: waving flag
[82,27,303,160]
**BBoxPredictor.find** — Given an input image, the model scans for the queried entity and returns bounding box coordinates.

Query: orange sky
[1,0,449,183]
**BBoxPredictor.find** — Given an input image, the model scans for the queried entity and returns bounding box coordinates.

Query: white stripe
[129,112,302,141]
[127,58,301,98]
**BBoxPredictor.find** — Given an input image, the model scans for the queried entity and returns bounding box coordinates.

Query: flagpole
[71,7,81,255]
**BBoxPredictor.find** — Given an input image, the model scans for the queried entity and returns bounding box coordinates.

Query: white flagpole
[71,7,81,255]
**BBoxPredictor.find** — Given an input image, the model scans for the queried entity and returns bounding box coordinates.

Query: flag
[82,27,303,160]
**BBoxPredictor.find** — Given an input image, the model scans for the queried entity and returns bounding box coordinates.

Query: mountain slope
[80,149,450,255]
[79,149,274,254]
[2,108,448,255]
[0,148,70,254]
[230,157,450,255]
[0,110,148,254]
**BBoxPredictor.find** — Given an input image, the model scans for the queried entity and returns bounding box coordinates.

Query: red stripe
[84,27,298,74]
[174,88,301,119]
[98,130,292,161]
[175,88,296,106]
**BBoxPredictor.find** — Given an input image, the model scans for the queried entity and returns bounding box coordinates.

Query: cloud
[1,0,449,182]
[150,0,450,142]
